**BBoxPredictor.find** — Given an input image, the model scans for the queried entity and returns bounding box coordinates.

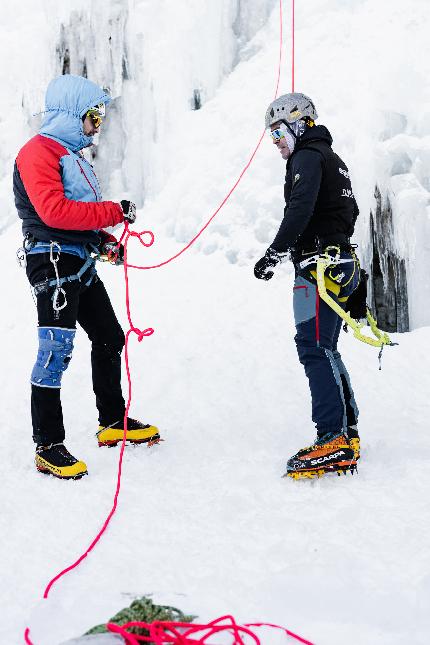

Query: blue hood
[39,74,111,152]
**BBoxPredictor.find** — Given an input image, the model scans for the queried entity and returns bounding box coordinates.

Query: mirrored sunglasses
[270,119,307,142]
[86,103,106,128]
[270,123,290,142]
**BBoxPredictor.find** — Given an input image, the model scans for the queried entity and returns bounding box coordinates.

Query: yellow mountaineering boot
[97,417,161,447]
[35,443,88,480]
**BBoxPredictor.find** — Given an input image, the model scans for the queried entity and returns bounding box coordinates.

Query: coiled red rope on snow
[107,616,314,645]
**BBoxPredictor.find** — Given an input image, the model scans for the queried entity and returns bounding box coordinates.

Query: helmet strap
[281,120,298,139]
[281,119,308,139]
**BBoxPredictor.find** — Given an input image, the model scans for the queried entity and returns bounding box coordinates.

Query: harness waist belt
[33,255,97,296]
[27,241,99,260]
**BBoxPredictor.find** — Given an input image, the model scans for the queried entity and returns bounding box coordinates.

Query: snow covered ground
[3,219,430,644]
[1,1,430,643]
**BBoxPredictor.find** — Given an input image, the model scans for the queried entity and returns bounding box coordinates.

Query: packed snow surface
[1,1,430,644]
[3,221,430,644]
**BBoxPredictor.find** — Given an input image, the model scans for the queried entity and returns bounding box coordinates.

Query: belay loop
[315,248,398,366]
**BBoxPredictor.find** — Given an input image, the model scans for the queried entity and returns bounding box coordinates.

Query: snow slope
[1,1,430,644]
[3,217,430,644]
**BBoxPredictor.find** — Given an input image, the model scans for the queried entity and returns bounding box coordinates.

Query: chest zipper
[77,160,99,201]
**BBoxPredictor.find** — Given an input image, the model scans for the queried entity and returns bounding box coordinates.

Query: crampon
[97,417,162,447]
[284,432,358,480]
[285,462,357,480]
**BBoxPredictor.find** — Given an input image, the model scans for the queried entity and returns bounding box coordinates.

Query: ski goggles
[86,103,106,128]
[270,122,290,142]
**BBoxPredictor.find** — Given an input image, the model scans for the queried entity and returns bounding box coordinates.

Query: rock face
[370,186,409,332]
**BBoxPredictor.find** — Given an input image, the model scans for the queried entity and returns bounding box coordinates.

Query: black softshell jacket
[271,125,359,252]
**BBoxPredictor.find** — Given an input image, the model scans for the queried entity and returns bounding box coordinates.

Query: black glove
[120,200,137,224]
[254,247,286,280]
[100,241,124,265]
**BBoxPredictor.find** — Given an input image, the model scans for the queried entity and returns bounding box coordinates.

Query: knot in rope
[131,326,154,342]
[119,221,155,249]
[129,229,155,248]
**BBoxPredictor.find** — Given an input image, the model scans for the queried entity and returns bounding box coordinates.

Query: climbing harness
[18,238,98,316]
[36,242,97,315]
[299,246,397,367]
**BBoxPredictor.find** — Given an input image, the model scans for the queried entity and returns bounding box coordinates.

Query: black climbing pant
[26,252,126,446]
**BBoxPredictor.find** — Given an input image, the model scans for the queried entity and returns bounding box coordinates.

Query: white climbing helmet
[265,92,318,129]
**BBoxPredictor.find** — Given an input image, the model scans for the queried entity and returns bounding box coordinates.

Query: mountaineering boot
[97,417,161,447]
[35,443,88,480]
[285,431,356,479]
[347,425,360,460]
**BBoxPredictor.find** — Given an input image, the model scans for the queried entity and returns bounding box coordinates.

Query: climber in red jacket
[14,74,160,480]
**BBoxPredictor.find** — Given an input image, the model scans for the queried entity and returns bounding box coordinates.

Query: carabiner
[52,287,67,312]
[49,241,61,264]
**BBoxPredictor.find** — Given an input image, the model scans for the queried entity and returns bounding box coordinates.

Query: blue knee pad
[31,327,76,388]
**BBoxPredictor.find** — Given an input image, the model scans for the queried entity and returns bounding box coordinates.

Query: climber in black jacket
[254,92,361,479]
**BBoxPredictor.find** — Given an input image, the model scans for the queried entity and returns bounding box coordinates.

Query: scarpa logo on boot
[310,450,345,466]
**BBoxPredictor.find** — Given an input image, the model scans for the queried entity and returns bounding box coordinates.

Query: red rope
[41,231,155,602]
[106,616,314,645]
[24,231,155,645]
[126,0,284,272]
[36,230,155,603]
[23,1,293,642]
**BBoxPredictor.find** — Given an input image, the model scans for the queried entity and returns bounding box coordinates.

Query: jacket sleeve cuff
[111,202,125,225]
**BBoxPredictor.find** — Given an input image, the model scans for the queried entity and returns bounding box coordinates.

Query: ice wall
[1,0,429,330]
[367,113,430,331]
[288,0,430,332]
[0,2,55,233]
[4,0,275,210]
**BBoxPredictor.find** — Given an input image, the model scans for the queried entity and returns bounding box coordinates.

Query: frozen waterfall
[1,0,429,331]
